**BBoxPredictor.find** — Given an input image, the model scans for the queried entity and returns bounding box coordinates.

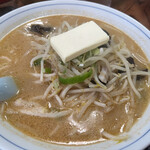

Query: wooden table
[112,0,150,30]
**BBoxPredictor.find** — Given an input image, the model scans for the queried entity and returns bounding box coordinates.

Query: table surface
[0,0,150,150]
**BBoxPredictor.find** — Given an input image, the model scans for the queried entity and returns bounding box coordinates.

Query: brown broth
[0,15,149,145]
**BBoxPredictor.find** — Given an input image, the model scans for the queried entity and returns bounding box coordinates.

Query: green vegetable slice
[59,69,93,84]
[33,58,42,66]
[44,67,51,74]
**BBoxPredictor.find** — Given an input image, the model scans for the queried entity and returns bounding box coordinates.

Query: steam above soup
[0,15,150,145]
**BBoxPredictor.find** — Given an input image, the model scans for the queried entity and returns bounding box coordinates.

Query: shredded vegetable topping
[28,21,150,137]
[4,20,150,142]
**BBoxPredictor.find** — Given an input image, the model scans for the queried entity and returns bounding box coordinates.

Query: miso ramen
[0,15,150,145]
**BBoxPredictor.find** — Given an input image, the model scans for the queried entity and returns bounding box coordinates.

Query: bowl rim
[0,0,150,150]
[0,0,150,39]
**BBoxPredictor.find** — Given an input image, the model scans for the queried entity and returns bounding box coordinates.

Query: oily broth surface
[0,15,149,145]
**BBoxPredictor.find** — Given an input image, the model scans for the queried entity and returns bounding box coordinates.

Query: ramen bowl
[0,0,150,150]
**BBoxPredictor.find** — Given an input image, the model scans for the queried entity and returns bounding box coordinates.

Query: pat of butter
[50,21,109,63]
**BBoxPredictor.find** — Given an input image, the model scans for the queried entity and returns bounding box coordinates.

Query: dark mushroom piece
[137,69,148,80]
[116,57,135,74]
[127,57,135,65]
[29,24,55,36]
[117,70,126,74]
[98,29,111,48]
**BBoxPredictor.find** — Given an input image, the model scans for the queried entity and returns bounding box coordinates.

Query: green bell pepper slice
[59,69,93,84]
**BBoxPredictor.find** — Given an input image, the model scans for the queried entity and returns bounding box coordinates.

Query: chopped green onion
[50,107,61,112]
[84,51,91,61]
[77,55,83,62]
[44,68,51,74]
[59,68,93,84]
[92,48,100,55]
[53,80,59,89]
[75,48,100,64]
[33,58,42,66]
[63,69,67,74]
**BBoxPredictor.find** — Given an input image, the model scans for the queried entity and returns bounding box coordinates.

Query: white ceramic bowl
[0,0,150,150]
